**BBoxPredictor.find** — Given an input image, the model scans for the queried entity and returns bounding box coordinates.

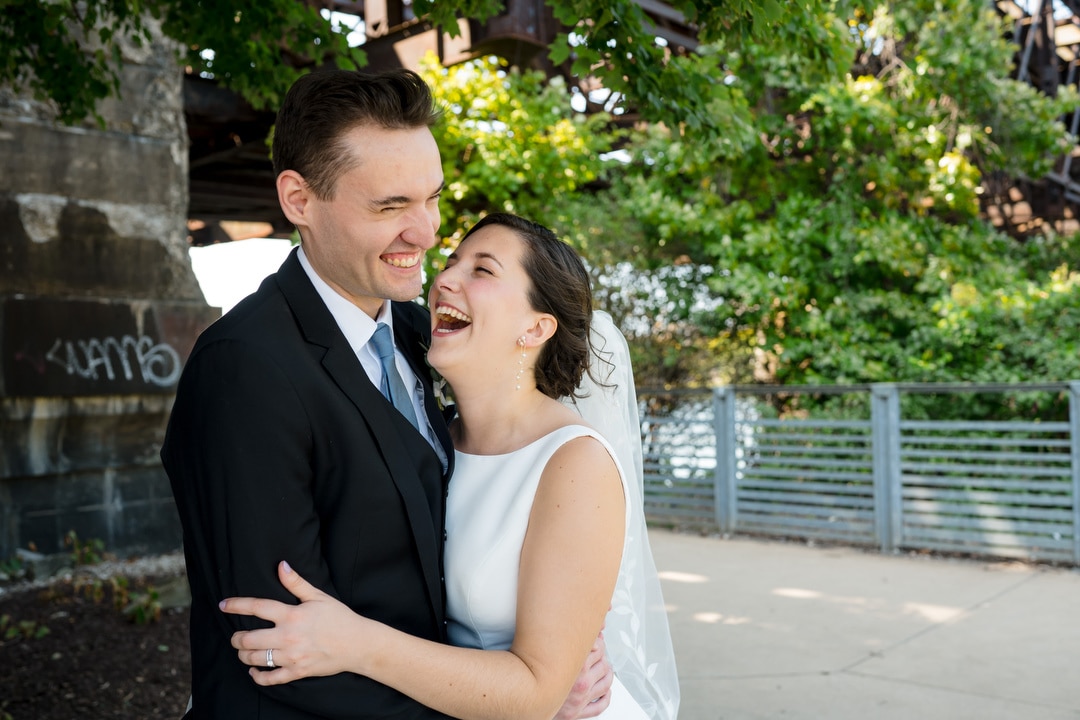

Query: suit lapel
[392,302,455,474]
[319,345,445,619]
[276,251,446,619]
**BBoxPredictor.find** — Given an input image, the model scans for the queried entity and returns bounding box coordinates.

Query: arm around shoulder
[218,433,627,720]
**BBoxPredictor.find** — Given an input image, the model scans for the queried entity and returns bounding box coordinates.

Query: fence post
[1070,382,1080,565]
[713,386,737,534]
[871,384,902,552]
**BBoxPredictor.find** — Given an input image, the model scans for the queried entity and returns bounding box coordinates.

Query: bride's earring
[514,336,527,390]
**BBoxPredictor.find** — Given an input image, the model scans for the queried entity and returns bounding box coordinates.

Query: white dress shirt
[296,247,443,461]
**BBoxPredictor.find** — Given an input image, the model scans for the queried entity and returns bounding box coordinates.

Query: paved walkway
[649,529,1080,720]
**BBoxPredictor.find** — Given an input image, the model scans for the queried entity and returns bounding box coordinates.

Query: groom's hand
[553,629,613,719]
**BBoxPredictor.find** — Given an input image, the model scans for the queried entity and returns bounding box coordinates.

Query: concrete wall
[0,25,218,560]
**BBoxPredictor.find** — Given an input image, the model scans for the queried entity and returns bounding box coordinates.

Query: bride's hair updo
[459,213,593,400]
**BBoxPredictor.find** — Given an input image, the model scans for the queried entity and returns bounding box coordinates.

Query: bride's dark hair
[459,213,593,399]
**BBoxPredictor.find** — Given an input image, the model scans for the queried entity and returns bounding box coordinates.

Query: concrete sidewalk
[649,529,1080,720]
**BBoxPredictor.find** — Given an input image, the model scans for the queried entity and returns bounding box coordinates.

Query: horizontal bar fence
[639,382,1080,565]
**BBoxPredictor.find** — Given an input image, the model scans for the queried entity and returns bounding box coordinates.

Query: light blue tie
[370,323,420,432]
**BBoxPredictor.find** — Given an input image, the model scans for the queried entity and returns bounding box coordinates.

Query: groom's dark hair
[272,68,443,200]
[461,213,593,400]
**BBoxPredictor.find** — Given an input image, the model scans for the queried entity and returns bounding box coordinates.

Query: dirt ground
[0,559,191,720]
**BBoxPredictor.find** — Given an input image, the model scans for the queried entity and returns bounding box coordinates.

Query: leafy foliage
[419,0,829,143]
[0,0,364,125]
[65,530,105,566]
[419,54,614,253]
[157,1,366,112]
[416,54,745,387]
[596,0,1080,392]
[0,613,50,640]
[3,0,1077,396]
[2,0,802,130]
[0,0,144,125]
[123,584,163,625]
[415,0,1079,393]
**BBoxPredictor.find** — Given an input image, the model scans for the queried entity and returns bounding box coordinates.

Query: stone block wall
[0,26,218,560]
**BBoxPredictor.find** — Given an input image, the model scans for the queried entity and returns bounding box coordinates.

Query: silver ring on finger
[266,648,276,668]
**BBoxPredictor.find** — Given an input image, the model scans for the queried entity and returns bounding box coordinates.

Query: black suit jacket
[163,249,455,719]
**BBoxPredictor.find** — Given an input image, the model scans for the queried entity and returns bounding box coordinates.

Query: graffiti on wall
[3,298,212,397]
[39,334,181,387]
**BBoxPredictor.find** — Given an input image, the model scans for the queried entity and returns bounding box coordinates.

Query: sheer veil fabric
[561,310,681,720]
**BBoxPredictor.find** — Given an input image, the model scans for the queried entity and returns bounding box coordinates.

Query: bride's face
[427,225,542,386]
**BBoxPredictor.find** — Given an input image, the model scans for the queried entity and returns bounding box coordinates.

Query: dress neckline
[454,424,593,459]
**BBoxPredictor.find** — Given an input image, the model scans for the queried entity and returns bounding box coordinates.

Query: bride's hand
[220,560,360,685]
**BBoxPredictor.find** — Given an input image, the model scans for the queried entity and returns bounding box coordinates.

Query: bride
[220,213,679,720]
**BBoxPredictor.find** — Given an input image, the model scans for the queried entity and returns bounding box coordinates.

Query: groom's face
[300,123,444,319]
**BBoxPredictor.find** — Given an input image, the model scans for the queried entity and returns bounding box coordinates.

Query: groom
[163,68,610,718]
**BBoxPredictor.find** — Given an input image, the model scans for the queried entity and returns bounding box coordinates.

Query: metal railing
[640,382,1080,565]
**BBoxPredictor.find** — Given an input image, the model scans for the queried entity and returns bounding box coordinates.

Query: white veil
[561,310,680,720]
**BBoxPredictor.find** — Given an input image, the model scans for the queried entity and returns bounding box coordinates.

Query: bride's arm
[221,436,625,720]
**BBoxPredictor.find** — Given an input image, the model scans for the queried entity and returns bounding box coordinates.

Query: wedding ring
[266,648,275,668]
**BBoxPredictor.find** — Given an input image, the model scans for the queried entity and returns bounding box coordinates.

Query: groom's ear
[277,170,311,226]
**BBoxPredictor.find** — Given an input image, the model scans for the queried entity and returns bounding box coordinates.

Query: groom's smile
[382,251,422,269]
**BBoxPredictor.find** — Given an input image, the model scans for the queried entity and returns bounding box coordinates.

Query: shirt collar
[296,246,393,355]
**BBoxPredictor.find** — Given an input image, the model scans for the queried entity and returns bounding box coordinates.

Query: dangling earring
[514,336,527,390]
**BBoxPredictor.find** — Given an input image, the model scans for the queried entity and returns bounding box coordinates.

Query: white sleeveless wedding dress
[444,424,650,719]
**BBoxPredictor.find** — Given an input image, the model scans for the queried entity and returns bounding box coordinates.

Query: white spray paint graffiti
[44,335,181,387]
